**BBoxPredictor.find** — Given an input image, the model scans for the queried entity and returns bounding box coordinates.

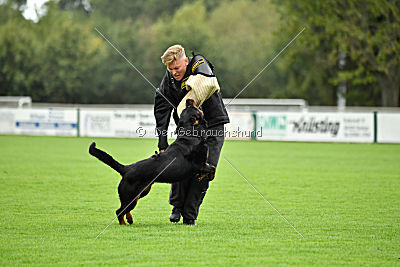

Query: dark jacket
[154,54,230,150]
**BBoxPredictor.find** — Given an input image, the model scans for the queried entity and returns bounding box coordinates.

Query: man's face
[167,57,188,81]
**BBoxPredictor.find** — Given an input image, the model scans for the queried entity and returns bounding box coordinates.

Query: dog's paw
[208,163,216,172]
[126,212,133,224]
[118,217,127,225]
[201,163,216,173]
[197,173,208,182]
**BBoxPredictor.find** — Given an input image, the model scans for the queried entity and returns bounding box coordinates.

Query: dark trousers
[169,124,225,220]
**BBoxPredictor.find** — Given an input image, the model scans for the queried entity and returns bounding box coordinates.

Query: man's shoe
[183,218,196,225]
[169,207,181,223]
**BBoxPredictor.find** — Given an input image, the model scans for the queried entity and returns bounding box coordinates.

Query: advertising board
[224,112,254,140]
[0,108,77,136]
[79,109,176,138]
[255,112,374,143]
[377,113,400,143]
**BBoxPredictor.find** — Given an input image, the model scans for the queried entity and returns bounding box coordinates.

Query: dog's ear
[186,99,195,107]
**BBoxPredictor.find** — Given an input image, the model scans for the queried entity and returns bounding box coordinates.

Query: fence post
[374,111,377,143]
[77,108,80,137]
[251,112,257,140]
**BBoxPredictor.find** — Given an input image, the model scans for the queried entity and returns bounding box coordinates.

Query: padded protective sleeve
[177,74,220,116]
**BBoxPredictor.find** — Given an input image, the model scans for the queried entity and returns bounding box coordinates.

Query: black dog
[89,99,215,225]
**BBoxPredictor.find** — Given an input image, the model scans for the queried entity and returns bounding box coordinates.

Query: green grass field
[0,135,399,266]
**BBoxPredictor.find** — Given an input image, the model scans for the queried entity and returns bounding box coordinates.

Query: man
[154,44,229,225]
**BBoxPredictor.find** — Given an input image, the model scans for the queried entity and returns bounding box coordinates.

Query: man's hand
[159,149,165,153]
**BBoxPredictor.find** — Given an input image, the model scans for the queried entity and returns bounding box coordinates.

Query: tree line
[0,0,398,106]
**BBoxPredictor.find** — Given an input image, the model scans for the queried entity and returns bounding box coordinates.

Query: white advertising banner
[4,107,397,144]
[255,112,374,143]
[79,109,177,138]
[224,112,254,140]
[377,113,400,143]
[0,108,77,136]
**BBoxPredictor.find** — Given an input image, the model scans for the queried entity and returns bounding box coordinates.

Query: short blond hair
[161,44,186,66]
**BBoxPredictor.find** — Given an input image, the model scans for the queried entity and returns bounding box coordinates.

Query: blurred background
[1,0,399,107]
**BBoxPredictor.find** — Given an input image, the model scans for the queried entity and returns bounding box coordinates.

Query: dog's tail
[89,142,126,175]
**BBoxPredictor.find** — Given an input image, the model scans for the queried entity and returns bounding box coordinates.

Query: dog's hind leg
[139,184,153,199]
[116,179,144,225]
[116,198,138,225]
[125,212,133,224]
[123,184,153,224]
[116,179,131,225]
[117,212,127,225]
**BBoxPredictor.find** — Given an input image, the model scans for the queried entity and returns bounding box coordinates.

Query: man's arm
[176,55,220,116]
[191,55,215,77]
[154,73,173,150]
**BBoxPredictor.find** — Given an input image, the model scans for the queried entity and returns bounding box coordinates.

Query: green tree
[151,0,282,99]
[0,1,103,103]
[90,17,156,104]
[0,1,24,24]
[279,0,400,106]
[0,5,41,98]
[207,0,282,98]
[58,0,193,21]
[35,1,101,103]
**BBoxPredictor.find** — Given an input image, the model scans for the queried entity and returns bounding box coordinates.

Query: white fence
[1,107,400,143]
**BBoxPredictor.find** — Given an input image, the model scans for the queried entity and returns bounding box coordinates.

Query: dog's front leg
[196,163,216,182]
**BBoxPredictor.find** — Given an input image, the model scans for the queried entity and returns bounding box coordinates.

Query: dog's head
[177,99,207,134]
